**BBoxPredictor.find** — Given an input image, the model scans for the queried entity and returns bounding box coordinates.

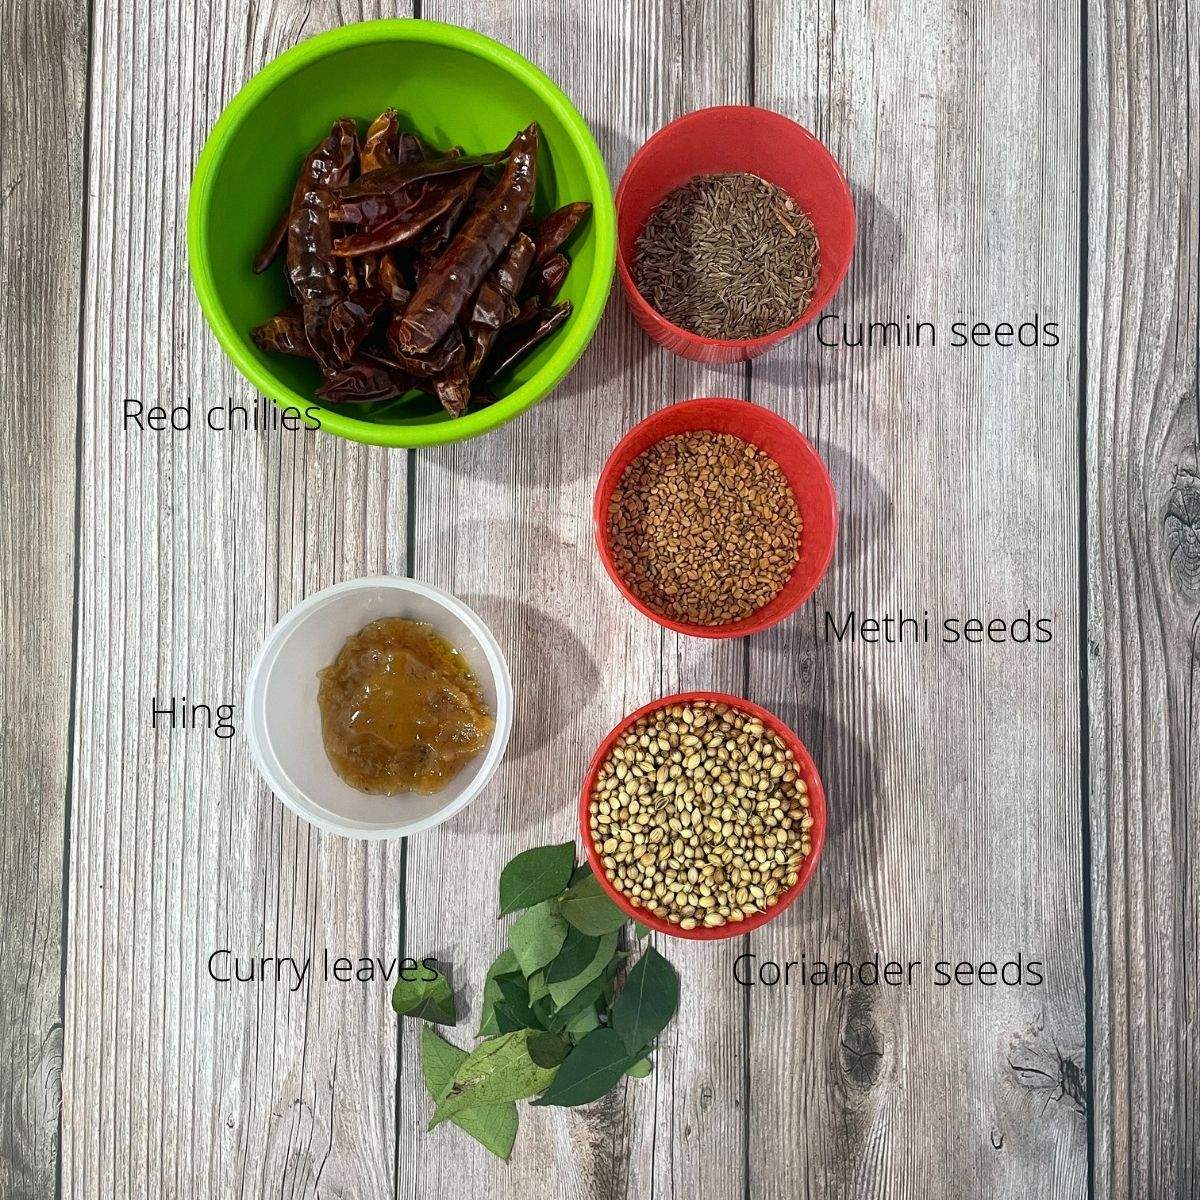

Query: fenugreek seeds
[588,701,814,929]
[607,430,801,626]
[632,172,820,339]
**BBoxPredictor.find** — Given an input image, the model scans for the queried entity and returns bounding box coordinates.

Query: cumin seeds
[633,172,820,340]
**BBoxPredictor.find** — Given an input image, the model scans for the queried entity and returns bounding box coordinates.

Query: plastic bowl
[188,19,616,448]
[245,577,513,839]
[594,397,837,638]
[616,105,855,363]
[579,692,826,940]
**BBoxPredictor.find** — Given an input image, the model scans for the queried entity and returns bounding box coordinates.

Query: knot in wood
[840,1012,884,1090]
[1166,467,1200,597]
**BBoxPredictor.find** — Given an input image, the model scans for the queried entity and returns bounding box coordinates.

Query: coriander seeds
[606,430,801,627]
[587,700,815,930]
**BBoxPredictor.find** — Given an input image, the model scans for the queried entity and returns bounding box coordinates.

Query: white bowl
[245,576,512,839]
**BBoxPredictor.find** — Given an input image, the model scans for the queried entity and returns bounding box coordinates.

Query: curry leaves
[626,1056,653,1079]
[404,840,681,1158]
[478,949,522,1036]
[498,841,576,915]
[392,966,457,1025]
[532,1028,636,1108]
[508,899,568,977]
[612,947,679,1054]
[548,930,619,1010]
[428,1030,562,1129]
[420,1028,518,1160]
[558,871,627,936]
[544,926,600,985]
[492,975,543,1033]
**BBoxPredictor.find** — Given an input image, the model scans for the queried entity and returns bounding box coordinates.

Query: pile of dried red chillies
[250,112,591,414]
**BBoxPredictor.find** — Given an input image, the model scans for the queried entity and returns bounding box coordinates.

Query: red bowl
[594,397,837,638]
[578,692,827,940]
[616,105,856,363]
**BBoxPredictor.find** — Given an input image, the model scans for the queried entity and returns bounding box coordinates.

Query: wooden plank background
[62,3,405,1197]
[1086,1,1200,1198]
[747,4,1088,1198]
[0,1,1193,1197]
[0,3,87,1197]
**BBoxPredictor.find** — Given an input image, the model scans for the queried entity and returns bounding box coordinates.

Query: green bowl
[187,19,616,448]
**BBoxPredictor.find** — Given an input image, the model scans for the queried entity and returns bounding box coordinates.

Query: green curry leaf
[499,841,576,916]
[508,901,569,977]
[612,947,679,1054]
[532,1028,634,1108]
[428,1030,559,1130]
[392,966,457,1025]
[419,1027,518,1160]
[558,872,627,936]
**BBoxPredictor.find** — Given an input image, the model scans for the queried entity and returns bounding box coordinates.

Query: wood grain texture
[1,0,1188,1195]
[61,2,407,1197]
[0,2,86,1196]
[1086,0,1200,1196]
[746,2,1088,1197]
[394,3,753,1195]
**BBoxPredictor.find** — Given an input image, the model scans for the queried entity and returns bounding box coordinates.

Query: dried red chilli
[251,306,313,358]
[360,108,400,172]
[255,118,358,275]
[328,287,387,362]
[529,201,591,262]
[536,253,569,304]
[392,124,540,356]
[250,116,590,416]
[483,301,573,381]
[289,186,344,373]
[332,170,483,257]
[466,232,536,378]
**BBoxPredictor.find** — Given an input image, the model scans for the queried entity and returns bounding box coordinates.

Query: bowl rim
[592,396,838,638]
[614,103,856,354]
[577,691,827,940]
[244,575,513,840]
[187,17,616,448]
